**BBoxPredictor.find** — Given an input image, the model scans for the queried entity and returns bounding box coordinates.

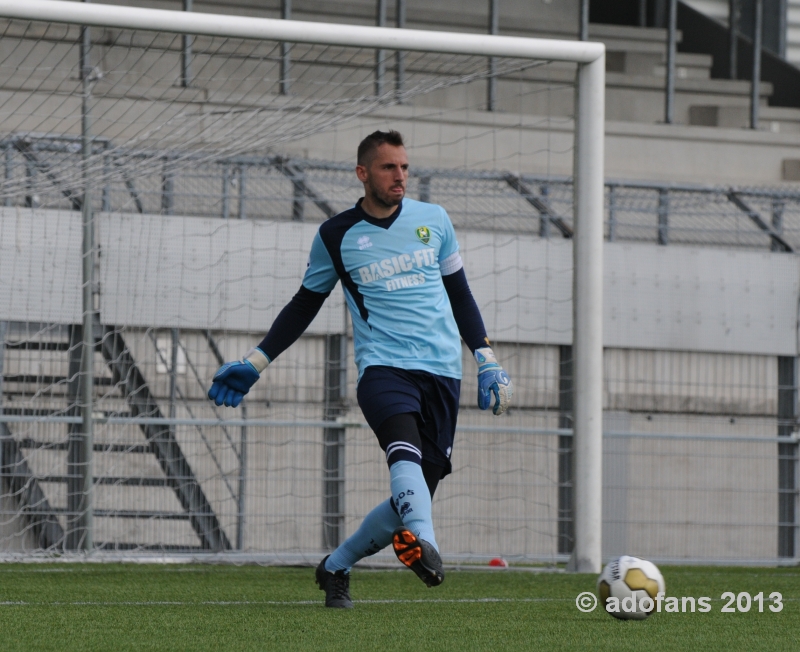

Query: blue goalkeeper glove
[207,347,270,407]
[475,347,513,416]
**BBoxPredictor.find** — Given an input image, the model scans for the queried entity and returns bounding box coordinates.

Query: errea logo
[357,235,373,250]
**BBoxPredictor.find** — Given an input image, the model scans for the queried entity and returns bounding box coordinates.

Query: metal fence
[1,134,798,565]
[3,134,800,252]
[1,324,796,563]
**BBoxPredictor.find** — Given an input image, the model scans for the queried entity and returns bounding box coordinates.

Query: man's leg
[324,497,401,573]
[318,366,447,604]
[325,415,445,574]
[377,413,439,550]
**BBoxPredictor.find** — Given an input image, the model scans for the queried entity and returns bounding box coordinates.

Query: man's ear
[355,165,368,183]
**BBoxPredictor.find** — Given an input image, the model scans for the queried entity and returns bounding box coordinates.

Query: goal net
[0,2,604,566]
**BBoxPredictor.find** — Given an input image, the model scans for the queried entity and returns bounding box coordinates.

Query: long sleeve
[441,267,489,353]
[256,285,330,361]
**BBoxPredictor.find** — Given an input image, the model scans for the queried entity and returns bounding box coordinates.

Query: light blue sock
[325,498,402,573]
[390,460,438,552]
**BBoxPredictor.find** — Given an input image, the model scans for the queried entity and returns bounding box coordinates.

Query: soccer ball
[596,555,665,620]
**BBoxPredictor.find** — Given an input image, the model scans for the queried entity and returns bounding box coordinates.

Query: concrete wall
[4,209,798,356]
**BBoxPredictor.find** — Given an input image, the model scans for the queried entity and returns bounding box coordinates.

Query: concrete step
[687,104,800,133]
[759,106,800,134]
[607,51,713,79]
[607,72,771,125]
[589,23,678,53]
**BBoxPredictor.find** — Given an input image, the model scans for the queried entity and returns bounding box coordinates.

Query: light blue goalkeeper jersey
[302,198,463,381]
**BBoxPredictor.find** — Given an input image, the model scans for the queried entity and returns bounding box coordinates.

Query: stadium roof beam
[14,139,83,211]
[726,191,794,252]
[503,173,573,238]
[273,157,337,220]
[112,160,145,214]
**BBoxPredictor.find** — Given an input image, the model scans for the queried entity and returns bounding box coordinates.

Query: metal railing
[3,134,799,251]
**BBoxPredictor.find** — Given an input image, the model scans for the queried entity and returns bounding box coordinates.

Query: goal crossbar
[0,0,604,63]
[0,0,605,574]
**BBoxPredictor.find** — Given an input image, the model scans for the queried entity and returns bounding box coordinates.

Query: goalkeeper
[207,130,512,608]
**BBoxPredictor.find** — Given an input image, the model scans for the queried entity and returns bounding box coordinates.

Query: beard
[367,177,405,208]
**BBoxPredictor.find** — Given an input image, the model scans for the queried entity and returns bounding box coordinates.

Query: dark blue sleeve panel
[441,268,489,353]
[256,285,330,362]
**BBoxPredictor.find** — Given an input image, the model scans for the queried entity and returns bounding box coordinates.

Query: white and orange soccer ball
[597,555,666,620]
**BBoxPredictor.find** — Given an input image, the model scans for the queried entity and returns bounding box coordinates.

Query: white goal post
[0,0,605,572]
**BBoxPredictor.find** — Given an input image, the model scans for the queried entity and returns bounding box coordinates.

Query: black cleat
[391,527,445,587]
[315,555,354,608]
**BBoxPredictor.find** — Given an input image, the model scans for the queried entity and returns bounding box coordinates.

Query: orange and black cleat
[391,527,444,587]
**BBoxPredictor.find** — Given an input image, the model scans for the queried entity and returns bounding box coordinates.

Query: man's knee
[376,412,422,466]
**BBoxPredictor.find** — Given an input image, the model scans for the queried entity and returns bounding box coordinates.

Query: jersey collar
[355,197,403,230]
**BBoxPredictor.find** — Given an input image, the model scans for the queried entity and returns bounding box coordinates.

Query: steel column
[169,329,179,429]
[771,199,785,252]
[66,325,90,549]
[25,154,36,208]
[237,403,247,550]
[161,156,175,215]
[375,0,387,97]
[221,164,231,218]
[750,0,763,129]
[291,168,305,221]
[539,184,551,239]
[101,144,110,212]
[418,176,431,203]
[3,146,12,207]
[78,4,95,551]
[729,0,739,79]
[487,0,499,111]
[777,357,797,558]
[580,0,589,41]
[665,0,677,124]
[322,334,347,550]
[777,0,787,57]
[657,188,669,245]
[181,0,192,87]
[558,345,574,555]
[607,185,617,242]
[0,320,4,473]
[395,0,406,102]
[203,329,246,551]
[237,164,246,219]
[280,0,291,95]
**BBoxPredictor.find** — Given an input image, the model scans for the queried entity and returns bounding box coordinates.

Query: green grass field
[0,562,796,651]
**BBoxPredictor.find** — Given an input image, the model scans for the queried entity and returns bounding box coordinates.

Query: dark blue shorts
[357,366,461,475]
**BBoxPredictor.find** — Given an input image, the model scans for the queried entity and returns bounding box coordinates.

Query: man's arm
[441,265,489,353]
[441,254,513,416]
[256,286,330,362]
[208,231,338,407]
[207,285,329,407]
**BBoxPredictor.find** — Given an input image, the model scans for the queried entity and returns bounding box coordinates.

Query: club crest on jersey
[415,226,431,244]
